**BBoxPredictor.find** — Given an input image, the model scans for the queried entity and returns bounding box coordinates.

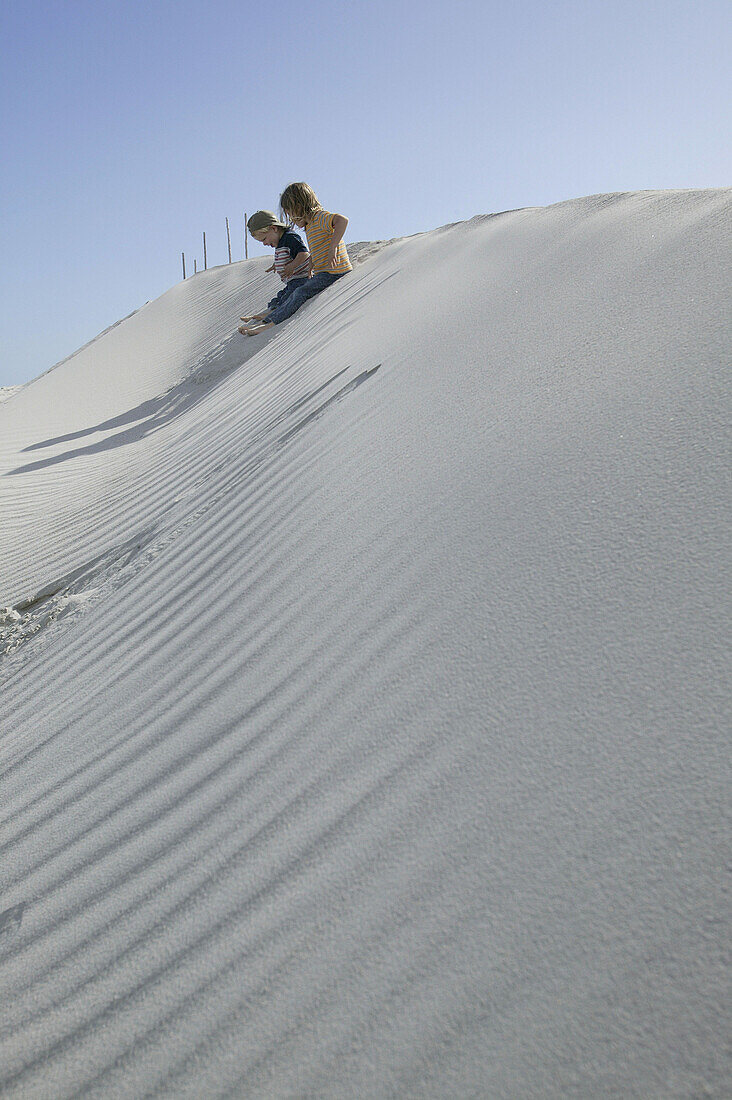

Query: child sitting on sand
[240,183,351,337]
[239,211,311,329]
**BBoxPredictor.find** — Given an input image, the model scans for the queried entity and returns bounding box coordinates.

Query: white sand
[0,387,23,406]
[0,189,729,1098]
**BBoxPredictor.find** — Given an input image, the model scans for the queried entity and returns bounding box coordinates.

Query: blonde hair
[280,182,321,222]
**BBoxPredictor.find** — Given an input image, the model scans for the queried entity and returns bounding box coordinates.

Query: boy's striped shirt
[274,230,310,282]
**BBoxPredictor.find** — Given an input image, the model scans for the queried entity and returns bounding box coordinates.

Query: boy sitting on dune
[239,211,311,331]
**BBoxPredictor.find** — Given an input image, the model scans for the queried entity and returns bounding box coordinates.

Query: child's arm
[281,251,311,279]
[327,215,348,268]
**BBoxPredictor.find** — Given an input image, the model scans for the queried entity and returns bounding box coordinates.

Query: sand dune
[0,189,729,1097]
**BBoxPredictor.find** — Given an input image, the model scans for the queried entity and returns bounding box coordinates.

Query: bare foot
[240,313,266,322]
[243,322,273,336]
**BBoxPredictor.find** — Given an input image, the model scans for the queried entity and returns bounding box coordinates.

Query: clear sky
[1,0,730,387]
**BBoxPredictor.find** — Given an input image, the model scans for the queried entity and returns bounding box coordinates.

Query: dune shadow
[8,266,390,478]
[9,332,265,476]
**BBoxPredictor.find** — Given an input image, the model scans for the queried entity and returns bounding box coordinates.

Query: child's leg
[266,273,342,326]
[271,277,307,313]
[243,277,308,323]
[267,284,291,312]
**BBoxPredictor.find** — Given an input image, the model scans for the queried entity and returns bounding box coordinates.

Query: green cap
[247,210,285,234]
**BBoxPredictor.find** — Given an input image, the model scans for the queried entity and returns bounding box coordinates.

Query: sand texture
[1,189,730,1098]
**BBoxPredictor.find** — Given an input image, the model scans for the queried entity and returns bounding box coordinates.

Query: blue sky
[1,0,729,387]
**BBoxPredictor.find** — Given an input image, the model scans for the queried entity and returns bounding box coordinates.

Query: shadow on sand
[8,264,398,477]
[8,331,268,475]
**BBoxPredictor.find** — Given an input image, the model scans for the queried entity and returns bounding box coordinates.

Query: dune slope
[0,189,729,1098]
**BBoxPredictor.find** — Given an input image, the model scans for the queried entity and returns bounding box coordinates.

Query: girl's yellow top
[305,209,352,274]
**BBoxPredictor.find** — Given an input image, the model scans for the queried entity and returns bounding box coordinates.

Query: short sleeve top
[305,210,352,274]
[274,229,310,281]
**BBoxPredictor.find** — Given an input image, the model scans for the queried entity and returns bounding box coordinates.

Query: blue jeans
[267,271,345,325]
[266,277,308,314]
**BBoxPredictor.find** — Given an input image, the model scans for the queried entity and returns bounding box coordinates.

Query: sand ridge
[0,189,730,1097]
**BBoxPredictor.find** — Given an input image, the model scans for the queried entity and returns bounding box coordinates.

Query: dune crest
[1,189,729,1098]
